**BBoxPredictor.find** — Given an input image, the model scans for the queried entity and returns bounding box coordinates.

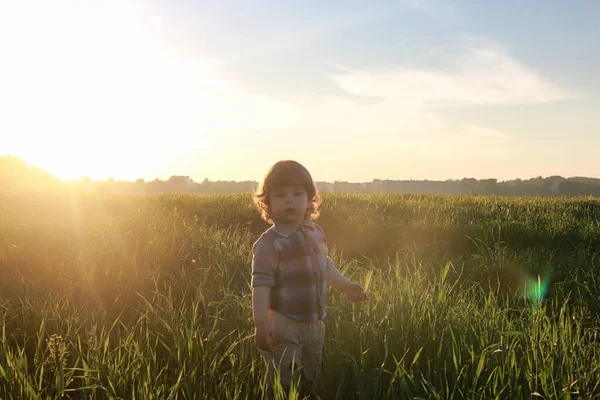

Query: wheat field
[1,192,600,399]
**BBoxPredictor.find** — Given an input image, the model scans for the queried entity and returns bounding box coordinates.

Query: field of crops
[1,192,600,399]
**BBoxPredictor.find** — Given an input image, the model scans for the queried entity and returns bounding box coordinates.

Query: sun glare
[0,0,216,180]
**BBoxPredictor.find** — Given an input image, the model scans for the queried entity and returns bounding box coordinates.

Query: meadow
[1,191,600,399]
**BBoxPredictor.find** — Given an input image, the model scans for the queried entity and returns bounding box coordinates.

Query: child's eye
[273,193,283,198]
[294,192,303,196]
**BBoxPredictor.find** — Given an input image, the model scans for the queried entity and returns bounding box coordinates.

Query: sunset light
[2,2,600,397]
[1,1,598,182]
[0,0,218,180]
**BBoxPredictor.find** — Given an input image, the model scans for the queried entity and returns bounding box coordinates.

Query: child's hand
[344,281,369,302]
[254,324,275,352]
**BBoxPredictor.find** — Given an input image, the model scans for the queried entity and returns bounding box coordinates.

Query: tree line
[2,154,600,197]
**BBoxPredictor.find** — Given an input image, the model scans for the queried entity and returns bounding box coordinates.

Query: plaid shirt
[251,217,333,321]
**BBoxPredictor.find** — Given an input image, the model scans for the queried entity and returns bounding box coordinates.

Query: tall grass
[1,192,600,398]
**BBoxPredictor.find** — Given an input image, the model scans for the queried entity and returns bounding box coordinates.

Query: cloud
[331,38,579,107]
[285,37,580,144]
[163,36,575,180]
[253,36,579,178]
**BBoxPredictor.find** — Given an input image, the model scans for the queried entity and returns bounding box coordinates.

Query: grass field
[1,192,600,399]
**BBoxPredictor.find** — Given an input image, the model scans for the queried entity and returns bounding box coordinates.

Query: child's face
[269,185,309,225]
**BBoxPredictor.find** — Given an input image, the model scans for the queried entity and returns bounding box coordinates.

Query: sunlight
[0,0,216,180]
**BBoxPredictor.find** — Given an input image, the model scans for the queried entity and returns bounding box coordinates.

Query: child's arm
[326,258,368,302]
[251,237,278,351]
[327,261,353,292]
[252,286,274,351]
[252,286,270,327]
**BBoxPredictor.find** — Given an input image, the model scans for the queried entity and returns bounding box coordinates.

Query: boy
[252,160,368,399]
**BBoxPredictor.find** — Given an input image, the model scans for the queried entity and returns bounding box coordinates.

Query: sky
[1,0,599,182]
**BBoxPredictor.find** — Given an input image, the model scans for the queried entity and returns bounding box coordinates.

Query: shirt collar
[301,216,316,230]
[271,216,315,237]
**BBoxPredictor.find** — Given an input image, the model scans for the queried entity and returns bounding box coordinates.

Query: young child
[251,160,368,399]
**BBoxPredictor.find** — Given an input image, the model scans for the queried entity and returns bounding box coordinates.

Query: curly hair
[253,160,321,224]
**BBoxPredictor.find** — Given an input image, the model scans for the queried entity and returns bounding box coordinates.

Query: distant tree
[3,153,600,197]
[461,178,478,194]
[0,155,57,191]
[166,175,196,193]
[478,178,498,195]
[559,180,600,197]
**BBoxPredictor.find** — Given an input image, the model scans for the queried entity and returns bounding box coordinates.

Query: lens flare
[523,274,550,303]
